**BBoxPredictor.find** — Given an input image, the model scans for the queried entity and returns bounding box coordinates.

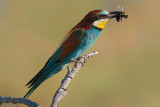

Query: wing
[45,29,86,68]
[26,29,86,87]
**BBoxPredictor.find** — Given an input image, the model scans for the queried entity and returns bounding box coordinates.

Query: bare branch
[51,51,98,107]
[0,96,41,107]
[0,52,98,107]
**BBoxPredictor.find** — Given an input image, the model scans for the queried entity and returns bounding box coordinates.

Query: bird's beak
[107,11,128,22]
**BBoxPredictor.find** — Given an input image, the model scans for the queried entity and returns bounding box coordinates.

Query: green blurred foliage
[0,0,160,107]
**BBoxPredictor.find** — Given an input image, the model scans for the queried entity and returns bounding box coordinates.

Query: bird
[24,10,128,99]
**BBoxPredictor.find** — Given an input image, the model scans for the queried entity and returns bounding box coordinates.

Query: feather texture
[24,10,109,99]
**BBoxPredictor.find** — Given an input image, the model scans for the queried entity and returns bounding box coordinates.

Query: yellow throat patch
[92,19,109,29]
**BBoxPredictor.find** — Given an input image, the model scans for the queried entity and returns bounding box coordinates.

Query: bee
[109,11,128,22]
[109,4,128,22]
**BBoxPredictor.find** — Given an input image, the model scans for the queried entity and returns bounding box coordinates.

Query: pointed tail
[23,81,42,99]
[24,62,65,99]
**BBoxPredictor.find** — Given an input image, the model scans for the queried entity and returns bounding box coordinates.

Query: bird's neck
[86,25,102,37]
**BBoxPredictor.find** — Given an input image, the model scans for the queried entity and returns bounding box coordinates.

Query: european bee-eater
[24,10,128,99]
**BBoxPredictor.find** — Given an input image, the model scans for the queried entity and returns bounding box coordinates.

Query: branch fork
[0,51,98,107]
[51,51,98,107]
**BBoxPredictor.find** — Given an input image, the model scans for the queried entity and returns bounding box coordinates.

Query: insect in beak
[108,11,128,22]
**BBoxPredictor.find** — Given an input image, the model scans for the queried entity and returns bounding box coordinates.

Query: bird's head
[78,10,128,30]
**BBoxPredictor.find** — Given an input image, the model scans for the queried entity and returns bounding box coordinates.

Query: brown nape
[70,10,103,31]
[81,10,103,23]
[86,9,103,17]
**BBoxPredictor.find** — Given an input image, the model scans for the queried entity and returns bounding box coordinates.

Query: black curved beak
[107,11,128,22]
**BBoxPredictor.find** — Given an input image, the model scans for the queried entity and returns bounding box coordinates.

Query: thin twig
[51,51,98,107]
[0,96,41,107]
[0,52,98,107]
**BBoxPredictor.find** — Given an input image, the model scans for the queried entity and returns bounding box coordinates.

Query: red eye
[99,15,102,18]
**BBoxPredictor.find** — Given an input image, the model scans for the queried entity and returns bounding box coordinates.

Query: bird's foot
[70,59,84,67]
[78,56,87,63]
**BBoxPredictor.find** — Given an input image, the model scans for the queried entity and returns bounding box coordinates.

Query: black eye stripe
[98,15,107,18]
[91,14,107,22]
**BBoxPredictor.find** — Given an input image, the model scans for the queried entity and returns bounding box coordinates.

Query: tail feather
[24,67,47,99]
[24,62,65,99]
[26,56,56,87]
[24,67,57,99]
[24,81,42,99]
[26,67,46,88]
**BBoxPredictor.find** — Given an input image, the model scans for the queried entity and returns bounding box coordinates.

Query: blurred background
[0,0,160,107]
